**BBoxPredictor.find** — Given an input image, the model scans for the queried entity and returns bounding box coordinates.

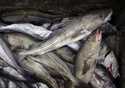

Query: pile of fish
[0,9,119,88]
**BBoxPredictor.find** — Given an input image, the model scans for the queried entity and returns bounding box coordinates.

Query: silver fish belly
[90,65,116,88]
[54,47,75,64]
[3,33,40,50]
[28,53,77,85]
[97,42,119,78]
[0,23,52,40]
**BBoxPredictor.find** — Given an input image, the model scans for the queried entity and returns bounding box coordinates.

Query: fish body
[0,23,52,40]
[97,42,119,78]
[67,42,80,51]
[20,57,58,88]
[3,67,26,81]
[19,10,112,56]
[0,78,6,88]
[75,32,101,83]
[3,33,39,50]
[90,65,116,88]
[0,37,21,71]
[54,47,75,63]
[8,81,17,88]
[28,53,77,85]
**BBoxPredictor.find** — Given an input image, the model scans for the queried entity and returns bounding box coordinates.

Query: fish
[19,9,112,56]
[0,68,28,83]
[67,42,81,51]
[90,64,116,88]
[27,52,77,85]
[75,31,101,83]
[0,23,52,40]
[3,66,27,82]
[54,47,75,63]
[33,83,49,88]
[3,33,40,50]
[50,18,70,31]
[0,37,22,72]
[0,78,6,88]
[0,59,8,68]
[97,42,119,78]
[19,56,58,88]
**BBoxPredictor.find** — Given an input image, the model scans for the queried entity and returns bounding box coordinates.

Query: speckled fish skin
[8,81,17,88]
[19,57,58,88]
[90,65,116,88]
[97,42,119,78]
[19,10,112,56]
[0,78,6,88]
[3,33,40,50]
[75,32,101,83]
[0,37,22,72]
[0,23,52,40]
[54,47,75,64]
[28,53,77,85]
[3,66,27,81]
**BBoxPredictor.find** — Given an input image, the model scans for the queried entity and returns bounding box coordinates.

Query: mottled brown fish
[90,64,116,88]
[75,31,101,83]
[54,47,75,64]
[19,10,112,56]
[3,33,40,50]
[19,57,58,88]
[97,42,119,78]
[28,53,77,85]
[0,37,22,72]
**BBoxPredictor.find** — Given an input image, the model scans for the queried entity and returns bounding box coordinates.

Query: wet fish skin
[90,64,116,88]
[97,42,119,78]
[33,83,49,88]
[67,42,80,51]
[0,23,52,40]
[75,32,100,83]
[0,68,29,83]
[19,10,112,56]
[28,53,77,85]
[3,66,27,81]
[50,18,70,31]
[20,57,58,88]
[54,47,75,63]
[0,78,6,88]
[0,37,22,71]
[3,33,40,50]
[0,59,8,67]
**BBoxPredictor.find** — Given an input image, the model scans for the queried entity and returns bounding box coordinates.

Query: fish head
[80,9,112,32]
[95,9,112,22]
